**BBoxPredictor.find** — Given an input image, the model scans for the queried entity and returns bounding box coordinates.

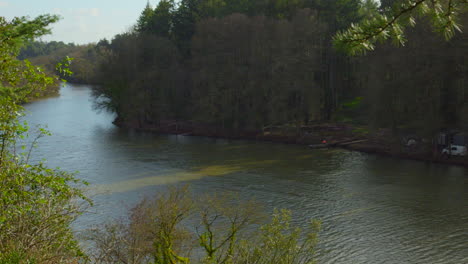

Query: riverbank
[115,118,468,168]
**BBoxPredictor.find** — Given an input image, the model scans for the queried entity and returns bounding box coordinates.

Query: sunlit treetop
[0,15,59,51]
[0,15,61,102]
[333,0,467,55]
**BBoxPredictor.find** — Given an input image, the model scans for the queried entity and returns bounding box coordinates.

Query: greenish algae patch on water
[91,165,242,194]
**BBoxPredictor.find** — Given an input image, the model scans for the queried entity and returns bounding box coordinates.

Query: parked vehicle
[442,145,467,156]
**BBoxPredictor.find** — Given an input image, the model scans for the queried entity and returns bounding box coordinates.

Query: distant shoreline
[114,118,468,168]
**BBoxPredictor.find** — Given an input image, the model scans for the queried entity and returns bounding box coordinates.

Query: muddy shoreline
[115,119,468,168]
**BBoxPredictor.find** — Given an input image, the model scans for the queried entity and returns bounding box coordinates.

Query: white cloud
[75,8,100,17]
[90,8,99,17]
[0,1,9,7]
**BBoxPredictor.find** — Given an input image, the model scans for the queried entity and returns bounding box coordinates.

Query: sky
[1,0,152,44]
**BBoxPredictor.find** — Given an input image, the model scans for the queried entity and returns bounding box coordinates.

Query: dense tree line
[18,40,75,59]
[22,0,465,144]
[94,0,364,131]
[360,18,468,136]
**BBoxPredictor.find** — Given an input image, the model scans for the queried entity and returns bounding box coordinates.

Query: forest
[20,0,468,155]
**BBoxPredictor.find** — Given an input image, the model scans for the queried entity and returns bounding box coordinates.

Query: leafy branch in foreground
[333,0,467,55]
[0,15,62,102]
[0,15,60,52]
[1,15,90,263]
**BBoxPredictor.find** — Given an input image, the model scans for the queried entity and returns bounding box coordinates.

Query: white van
[442,145,467,156]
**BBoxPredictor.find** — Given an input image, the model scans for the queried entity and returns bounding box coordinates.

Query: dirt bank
[115,118,468,168]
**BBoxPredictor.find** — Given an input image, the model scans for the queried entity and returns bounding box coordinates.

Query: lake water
[24,84,468,263]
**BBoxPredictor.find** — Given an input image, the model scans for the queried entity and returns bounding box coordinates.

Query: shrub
[87,186,320,264]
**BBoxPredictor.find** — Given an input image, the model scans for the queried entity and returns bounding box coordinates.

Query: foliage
[87,186,193,264]
[359,17,468,135]
[135,2,156,33]
[130,0,362,57]
[92,0,467,142]
[235,209,320,264]
[95,9,328,130]
[18,40,110,85]
[333,97,365,124]
[1,16,69,100]
[195,192,263,264]
[333,0,467,55]
[0,15,90,263]
[0,15,59,50]
[87,186,320,264]
[0,153,89,263]
[56,56,74,80]
[18,40,76,60]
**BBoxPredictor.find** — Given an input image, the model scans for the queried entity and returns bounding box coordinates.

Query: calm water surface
[24,84,468,263]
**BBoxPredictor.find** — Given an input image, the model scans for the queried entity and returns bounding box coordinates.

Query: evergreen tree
[135,1,155,32]
[152,0,175,38]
